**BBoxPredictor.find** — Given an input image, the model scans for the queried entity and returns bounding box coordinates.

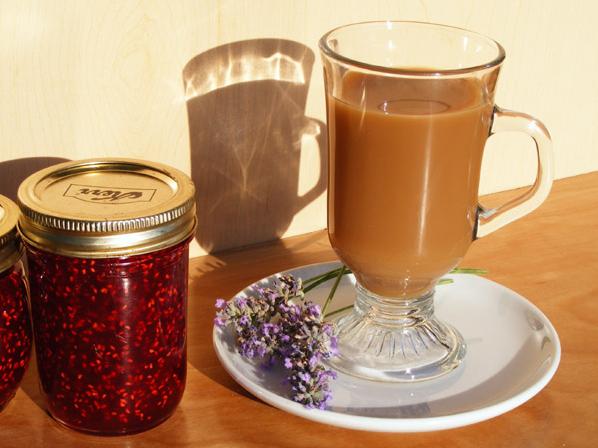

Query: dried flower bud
[215,274,337,409]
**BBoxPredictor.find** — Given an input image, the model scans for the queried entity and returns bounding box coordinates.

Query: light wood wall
[1,0,595,255]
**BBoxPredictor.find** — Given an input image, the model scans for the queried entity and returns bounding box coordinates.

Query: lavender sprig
[215,275,337,409]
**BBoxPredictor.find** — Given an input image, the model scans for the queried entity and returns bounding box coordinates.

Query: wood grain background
[1,0,595,254]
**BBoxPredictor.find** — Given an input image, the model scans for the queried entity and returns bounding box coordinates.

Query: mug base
[327,284,466,382]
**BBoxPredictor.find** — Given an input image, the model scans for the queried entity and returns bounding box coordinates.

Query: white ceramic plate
[212,262,560,432]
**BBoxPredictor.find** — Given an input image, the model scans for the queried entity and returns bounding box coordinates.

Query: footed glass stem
[329,282,465,382]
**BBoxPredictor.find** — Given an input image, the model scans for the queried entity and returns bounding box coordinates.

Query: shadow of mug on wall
[0,157,70,201]
[183,39,327,253]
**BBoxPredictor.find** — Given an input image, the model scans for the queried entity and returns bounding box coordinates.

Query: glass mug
[319,21,553,381]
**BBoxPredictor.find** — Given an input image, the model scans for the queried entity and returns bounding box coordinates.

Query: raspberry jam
[0,195,32,411]
[27,240,189,434]
[0,262,32,411]
[18,159,196,434]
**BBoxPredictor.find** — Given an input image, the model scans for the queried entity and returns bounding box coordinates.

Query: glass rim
[318,20,506,77]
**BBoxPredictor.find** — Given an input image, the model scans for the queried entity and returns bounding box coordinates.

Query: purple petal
[214,316,226,328]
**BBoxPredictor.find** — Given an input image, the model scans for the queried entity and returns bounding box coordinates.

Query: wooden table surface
[1,172,597,447]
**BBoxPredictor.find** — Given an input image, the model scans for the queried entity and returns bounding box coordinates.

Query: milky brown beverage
[327,72,493,298]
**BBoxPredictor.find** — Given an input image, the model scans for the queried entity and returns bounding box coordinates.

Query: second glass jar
[0,195,31,411]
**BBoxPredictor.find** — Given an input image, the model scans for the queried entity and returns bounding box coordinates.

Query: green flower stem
[303,272,342,294]
[303,266,353,285]
[302,268,341,286]
[324,304,353,319]
[437,278,454,285]
[321,266,347,316]
[449,268,487,275]
[304,267,352,294]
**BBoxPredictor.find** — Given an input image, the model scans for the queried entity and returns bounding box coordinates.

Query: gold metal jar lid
[0,195,22,273]
[17,158,196,258]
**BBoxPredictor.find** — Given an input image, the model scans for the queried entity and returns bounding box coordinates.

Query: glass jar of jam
[17,159,196,435]
[0,195,32,411]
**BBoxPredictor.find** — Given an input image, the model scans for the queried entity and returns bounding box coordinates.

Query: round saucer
[212,262,560,432]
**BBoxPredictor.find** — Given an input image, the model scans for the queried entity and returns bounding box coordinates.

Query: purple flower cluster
[215,275,338,409]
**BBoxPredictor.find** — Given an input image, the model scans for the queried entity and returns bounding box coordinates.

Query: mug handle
[476,106,554,238]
